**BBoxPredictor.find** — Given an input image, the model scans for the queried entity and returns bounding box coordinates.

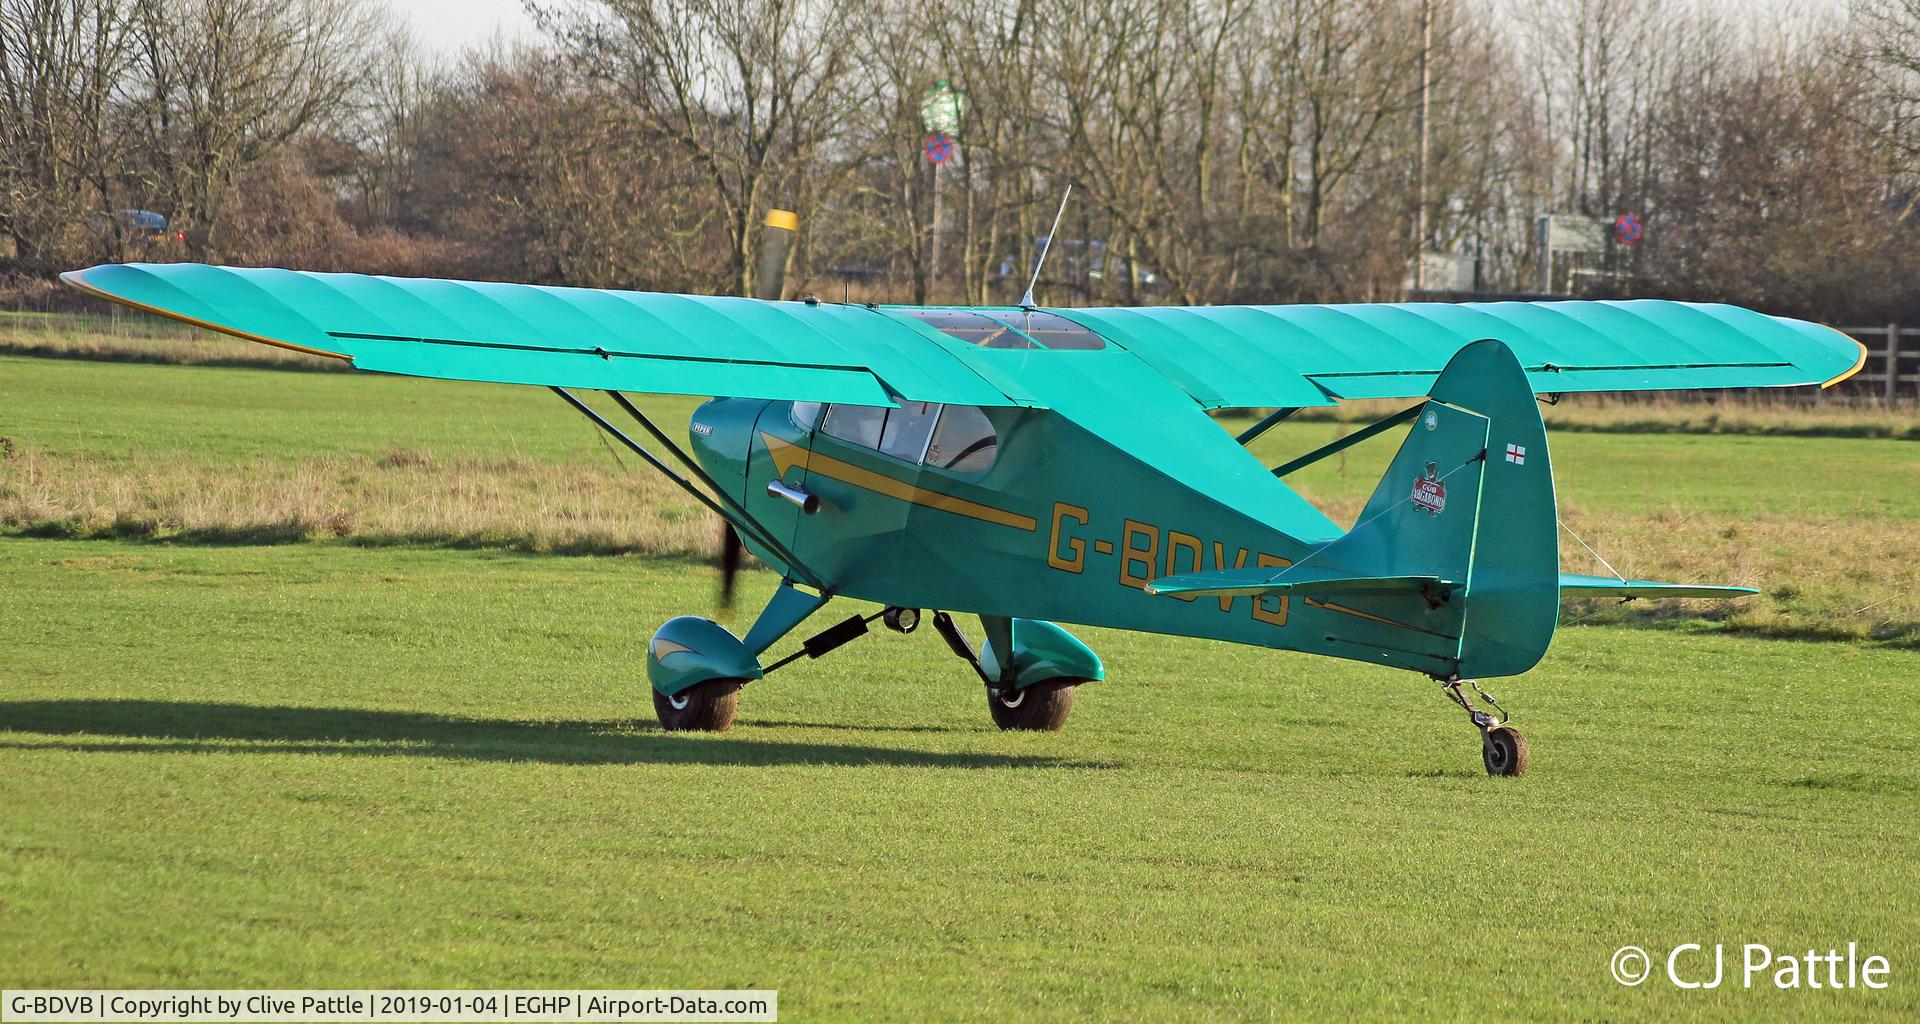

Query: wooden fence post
[1889,323,1902,405]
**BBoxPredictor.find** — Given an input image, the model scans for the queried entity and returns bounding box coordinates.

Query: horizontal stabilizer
[1144,564,1461,600]
[1559,573,1758,599]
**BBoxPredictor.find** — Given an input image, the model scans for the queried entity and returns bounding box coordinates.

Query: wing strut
[1235,406,1299,446]
[550,387,827,590]
[1269,403,1422,477]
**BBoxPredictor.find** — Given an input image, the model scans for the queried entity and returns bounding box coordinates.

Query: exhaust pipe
[767,479,819,514]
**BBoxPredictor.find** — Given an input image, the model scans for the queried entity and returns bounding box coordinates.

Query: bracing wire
[1558,517,1627,582]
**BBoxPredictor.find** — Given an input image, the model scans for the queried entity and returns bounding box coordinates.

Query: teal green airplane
[63,263,1866,775]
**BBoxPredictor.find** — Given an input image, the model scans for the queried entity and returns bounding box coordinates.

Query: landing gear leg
[1442,676,1529,777]
[930,612,1088,732]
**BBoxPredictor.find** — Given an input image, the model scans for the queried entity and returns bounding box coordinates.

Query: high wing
[1058,300,1866,406]
[62,263,1865,408]
[60,263,1014,408]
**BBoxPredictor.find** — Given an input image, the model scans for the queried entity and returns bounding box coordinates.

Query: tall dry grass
[1299,493,1919,645]
[0,311,345,371]
[6,438,1916,644]
[1,442,716,558]
[1268,393,1920,439]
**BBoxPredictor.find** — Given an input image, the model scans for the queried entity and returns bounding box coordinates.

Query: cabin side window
[814,402,998,474]
[926,405,998,473]
[878,401,941,462]
[790,401,823,430]
[819,402,939,462]
[819,404,887,449]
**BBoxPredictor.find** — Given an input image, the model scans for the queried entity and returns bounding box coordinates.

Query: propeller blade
[718,522,742,611]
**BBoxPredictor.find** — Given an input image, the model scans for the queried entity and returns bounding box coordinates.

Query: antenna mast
[1020,184,1073,308]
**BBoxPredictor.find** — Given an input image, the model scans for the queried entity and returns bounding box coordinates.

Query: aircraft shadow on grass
[0,699,1108,770]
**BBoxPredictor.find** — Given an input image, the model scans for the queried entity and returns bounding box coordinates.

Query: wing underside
[61,263,1012,407]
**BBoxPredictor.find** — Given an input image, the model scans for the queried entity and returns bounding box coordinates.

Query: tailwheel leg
[1442,676,1529,777]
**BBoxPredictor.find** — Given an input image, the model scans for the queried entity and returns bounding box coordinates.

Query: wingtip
[1820,330,1869,389]
[59,266,113,301]
[54,262,352,363]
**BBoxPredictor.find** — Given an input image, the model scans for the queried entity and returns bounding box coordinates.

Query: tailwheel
[987,680,1079,732]
[1482,726,1529,777]
[653,678,744,732]
[1441,676,1529,777]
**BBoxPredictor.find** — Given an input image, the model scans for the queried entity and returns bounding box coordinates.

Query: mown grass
[1,540,1915,1021]
[5,353,1920,644]
[2,341,1916,1018]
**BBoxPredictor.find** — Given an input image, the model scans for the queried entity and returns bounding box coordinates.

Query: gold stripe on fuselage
[762,433,1037,531]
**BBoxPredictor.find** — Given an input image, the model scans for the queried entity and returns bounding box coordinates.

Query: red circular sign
[1615,213,1643,245]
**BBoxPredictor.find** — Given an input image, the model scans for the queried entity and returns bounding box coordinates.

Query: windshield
[892,308,1104,350]
[894,309,1033,348]
[980,310,1104,350]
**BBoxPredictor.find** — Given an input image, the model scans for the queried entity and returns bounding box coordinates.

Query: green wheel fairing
[978,617,1104,690]
[646,616,764,697]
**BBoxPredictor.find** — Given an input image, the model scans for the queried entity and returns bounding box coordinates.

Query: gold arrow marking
[651,638,698,659]
[762,433,1036,531]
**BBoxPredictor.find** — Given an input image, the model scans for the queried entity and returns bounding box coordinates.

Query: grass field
[2,543,1916,1020]
[2,342,1919,1019]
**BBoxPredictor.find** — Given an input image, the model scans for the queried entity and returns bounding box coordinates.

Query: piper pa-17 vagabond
[62,261,1865,775]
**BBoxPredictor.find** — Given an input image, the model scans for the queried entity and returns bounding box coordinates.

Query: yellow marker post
[755,210,799,300]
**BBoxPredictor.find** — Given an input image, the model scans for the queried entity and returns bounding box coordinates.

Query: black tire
[988,680,1079,731]
[1482,726,1530,777]
[653,678,744,732]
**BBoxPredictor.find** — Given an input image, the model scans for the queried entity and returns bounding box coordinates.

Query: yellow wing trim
[1820,324,1869,389]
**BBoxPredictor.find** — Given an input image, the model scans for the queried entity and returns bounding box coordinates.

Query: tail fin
[1330,338,1559,677]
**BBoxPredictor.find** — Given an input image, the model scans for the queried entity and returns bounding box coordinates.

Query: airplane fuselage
[691,395,1476,679]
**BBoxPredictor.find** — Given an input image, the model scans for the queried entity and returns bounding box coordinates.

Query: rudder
[1336,339,1559,677]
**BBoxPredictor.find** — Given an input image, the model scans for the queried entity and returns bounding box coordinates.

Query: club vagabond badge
[1411,461,1446,515]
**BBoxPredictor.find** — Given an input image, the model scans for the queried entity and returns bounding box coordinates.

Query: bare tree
[342,24,441,232]
[0,0,136,270]
[541,0,856,297]
[928,0,1046,304]
[124,0,386,261]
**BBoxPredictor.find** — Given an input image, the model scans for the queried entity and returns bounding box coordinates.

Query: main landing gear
[985,681,1078,731]
[1442,676,1529,777]
[653,679,744,731]
[929,612,1096,732]
[645,584,1103,733]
